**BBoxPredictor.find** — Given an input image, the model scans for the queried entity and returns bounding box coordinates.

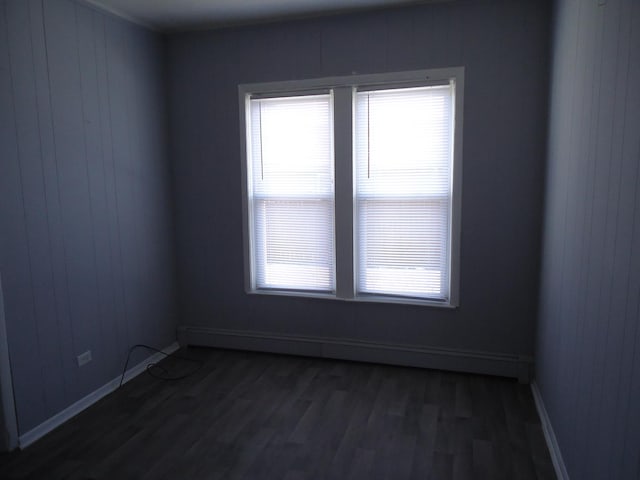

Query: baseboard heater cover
[178,326,532,382]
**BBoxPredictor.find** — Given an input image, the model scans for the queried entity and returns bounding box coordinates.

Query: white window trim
[239,67,464,308]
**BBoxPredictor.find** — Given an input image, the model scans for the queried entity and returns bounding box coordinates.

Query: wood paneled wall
[536,0,640,478]
[0,0,176,434]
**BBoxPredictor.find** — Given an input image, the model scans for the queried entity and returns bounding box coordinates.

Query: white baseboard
[18,342,180,449]
[531,381,570,480]
[178,326,532,382]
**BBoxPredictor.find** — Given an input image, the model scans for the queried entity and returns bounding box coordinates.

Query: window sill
[247,288,458,309]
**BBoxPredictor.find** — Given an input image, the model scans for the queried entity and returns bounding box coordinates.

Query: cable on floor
[118,344,203,388]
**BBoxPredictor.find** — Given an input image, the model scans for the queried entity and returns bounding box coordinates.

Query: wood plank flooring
[0,347,556,479]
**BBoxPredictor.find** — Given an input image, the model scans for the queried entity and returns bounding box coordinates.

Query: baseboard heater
[178,326,532,383]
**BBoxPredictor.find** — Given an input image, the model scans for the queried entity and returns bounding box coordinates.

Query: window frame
[239,67,464,308]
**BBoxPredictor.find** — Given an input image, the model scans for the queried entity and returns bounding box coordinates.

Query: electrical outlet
[77,350,92,367]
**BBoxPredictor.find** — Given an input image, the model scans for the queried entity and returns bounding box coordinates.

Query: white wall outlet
[77,350,92,367]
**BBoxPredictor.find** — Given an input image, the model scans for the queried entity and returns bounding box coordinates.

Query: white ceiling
[83,0,438,32]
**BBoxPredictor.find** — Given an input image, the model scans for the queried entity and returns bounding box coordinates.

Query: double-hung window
[240,68,464,307]
[247,94,335,292]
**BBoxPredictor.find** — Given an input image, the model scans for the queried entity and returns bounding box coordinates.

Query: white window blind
[248,94,335,292]
[354,84,454,300]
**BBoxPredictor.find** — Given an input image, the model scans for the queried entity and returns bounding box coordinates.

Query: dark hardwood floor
[0,347,555,479]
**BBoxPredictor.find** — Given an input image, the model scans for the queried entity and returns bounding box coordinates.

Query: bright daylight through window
[240,68,463,307]
[248,94,335,291]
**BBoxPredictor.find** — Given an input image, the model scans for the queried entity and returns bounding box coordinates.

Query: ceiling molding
[77,0,454,33]
[77,0,160,31]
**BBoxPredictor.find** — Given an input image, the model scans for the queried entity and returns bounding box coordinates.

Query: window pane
[355,85,453,300]
[249,94,335,292]
[254,199,334,289]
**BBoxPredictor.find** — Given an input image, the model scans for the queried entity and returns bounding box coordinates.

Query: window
[354,86,453,301]
[240,68,463,307]
[247,94,335,292]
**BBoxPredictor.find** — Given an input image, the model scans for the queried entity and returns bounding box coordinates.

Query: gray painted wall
[0,0,176,435]
[536,0,640,478]
[0,401,5,452]
[0,274,12,451]
[166,0,550,357]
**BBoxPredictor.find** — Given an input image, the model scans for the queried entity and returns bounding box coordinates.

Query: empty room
[0,0,638,478]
